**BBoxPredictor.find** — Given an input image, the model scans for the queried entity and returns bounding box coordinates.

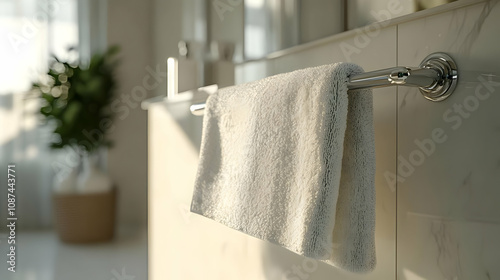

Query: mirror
[347,0,457,29]
[244,0,457,60]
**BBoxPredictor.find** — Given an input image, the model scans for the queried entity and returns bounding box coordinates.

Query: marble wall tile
[397,1,500,279]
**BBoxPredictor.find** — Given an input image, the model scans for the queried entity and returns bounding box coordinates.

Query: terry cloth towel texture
[191,63,376,273]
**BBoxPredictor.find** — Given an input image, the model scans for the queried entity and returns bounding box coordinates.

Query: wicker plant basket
[53,188,117,243]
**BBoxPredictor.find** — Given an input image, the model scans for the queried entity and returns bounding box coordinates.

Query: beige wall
[107,0,153,226]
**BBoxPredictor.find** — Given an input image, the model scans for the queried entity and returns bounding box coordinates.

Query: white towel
[191,63,376,273]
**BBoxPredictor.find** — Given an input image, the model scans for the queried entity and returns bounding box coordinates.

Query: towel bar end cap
[418,52,458,102]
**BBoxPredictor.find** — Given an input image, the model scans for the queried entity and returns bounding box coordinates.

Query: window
[0,0,79,94]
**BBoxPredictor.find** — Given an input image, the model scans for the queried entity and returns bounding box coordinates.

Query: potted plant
[32,46,120,243]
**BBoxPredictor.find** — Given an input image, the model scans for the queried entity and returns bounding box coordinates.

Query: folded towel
[191,63,376,273]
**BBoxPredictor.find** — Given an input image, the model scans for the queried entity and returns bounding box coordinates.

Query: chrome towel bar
[190,52,458,116]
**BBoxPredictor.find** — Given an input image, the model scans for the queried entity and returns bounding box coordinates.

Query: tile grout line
[395,24,399,280]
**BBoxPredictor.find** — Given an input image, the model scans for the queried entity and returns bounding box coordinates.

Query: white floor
[0,226,147,280]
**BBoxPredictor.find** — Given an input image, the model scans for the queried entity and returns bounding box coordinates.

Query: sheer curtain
[0,0,79,228]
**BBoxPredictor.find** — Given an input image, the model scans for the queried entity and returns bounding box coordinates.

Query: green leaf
[62,101,82,126]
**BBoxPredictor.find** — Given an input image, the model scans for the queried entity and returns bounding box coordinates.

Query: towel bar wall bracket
[190,52,458,115]
[418,52,458,101]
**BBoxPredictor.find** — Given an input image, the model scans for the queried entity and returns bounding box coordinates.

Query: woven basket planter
[53,188,117,243]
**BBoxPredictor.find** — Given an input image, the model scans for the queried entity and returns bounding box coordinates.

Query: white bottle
[78,153,112,194]
[54,167,78,194]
